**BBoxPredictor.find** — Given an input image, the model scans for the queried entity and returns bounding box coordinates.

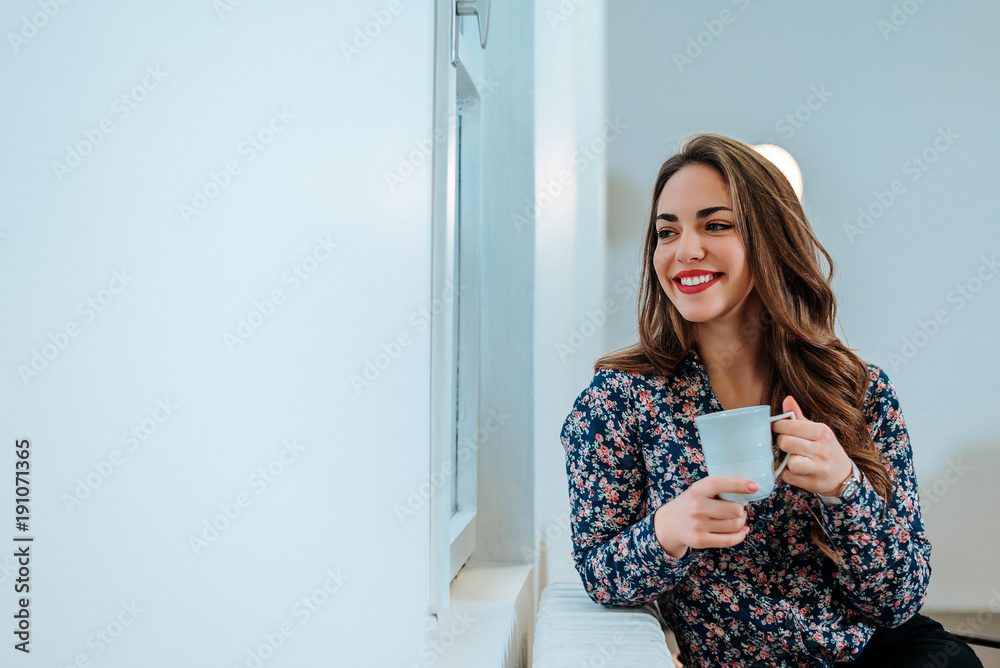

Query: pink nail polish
[747,482,760,492]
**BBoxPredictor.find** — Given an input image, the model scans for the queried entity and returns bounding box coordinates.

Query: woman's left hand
[773,396,854,497]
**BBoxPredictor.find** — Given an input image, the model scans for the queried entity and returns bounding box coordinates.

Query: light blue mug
[694,406,796,502]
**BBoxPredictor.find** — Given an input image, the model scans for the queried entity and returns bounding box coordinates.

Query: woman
[560,134,982,667]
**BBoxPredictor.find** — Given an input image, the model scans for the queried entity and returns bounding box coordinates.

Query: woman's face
[652,163,756,328]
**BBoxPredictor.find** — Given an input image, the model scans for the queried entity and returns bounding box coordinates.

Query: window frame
[430,0,485,614]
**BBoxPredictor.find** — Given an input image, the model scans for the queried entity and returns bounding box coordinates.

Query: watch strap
[818,460,861,506]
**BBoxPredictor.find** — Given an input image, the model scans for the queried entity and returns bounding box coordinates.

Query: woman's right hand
[652,477,758,558]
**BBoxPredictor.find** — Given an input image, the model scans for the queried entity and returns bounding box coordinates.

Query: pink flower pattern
[560,349,931,667]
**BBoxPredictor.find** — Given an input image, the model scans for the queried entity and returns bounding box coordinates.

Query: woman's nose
[675,230,705,262]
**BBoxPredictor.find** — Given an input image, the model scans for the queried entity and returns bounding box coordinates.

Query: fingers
[713,526,751,547]
[666,477,760,553]
[656,488,750,555]
[775,433,820,459]
[693,475,761,499]
[689,523,750,550]
[780,452,821,477]
[770,418,821,438]
[685,480,749,541]
[702,514,747,535]
[782,395,805,419]
[700,496,746,522]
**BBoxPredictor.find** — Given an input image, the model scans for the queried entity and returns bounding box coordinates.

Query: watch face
[838,461,862,501]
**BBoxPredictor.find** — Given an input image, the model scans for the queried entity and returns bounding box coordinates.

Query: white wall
[604,1,1000,609]
[532,0,611,601]
[0,1,436,664]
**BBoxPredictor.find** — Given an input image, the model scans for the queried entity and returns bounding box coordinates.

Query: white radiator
[532,581,677,667]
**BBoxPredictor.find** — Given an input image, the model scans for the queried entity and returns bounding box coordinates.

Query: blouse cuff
[637,509,696,572]
[818,473,884,532]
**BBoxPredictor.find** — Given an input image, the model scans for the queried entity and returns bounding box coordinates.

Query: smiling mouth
[675,272,722,287]
[673,273,723,294]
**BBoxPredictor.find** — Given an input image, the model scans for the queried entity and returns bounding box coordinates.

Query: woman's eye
[657,229,676,240]
[706,222,734,232]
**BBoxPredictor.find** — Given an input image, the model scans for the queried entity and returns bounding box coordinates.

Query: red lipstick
[673,270,723,294]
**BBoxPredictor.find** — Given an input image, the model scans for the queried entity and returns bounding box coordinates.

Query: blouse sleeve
[560,369,694,607]
[818,364,932,627]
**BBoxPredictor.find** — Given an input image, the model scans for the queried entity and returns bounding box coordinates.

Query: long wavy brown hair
[596,134,893,565]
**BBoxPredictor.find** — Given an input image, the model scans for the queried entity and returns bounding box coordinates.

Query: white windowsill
[434,561,534,668]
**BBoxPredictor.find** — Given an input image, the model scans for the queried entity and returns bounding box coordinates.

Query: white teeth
[679,273,719,286]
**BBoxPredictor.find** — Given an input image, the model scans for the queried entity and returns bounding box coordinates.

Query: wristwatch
[817,460,863,506]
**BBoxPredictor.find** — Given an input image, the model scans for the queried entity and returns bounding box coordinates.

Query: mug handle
[769,411,796,478]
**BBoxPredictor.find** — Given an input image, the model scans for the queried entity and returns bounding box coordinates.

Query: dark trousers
[838,613,984,667]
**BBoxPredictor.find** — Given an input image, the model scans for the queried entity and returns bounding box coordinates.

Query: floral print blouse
[560,348,931,667]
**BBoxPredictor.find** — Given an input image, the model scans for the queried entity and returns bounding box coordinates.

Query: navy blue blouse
[560,348,930,667]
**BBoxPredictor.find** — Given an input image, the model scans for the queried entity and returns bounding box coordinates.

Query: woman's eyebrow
[656,206,733,222]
